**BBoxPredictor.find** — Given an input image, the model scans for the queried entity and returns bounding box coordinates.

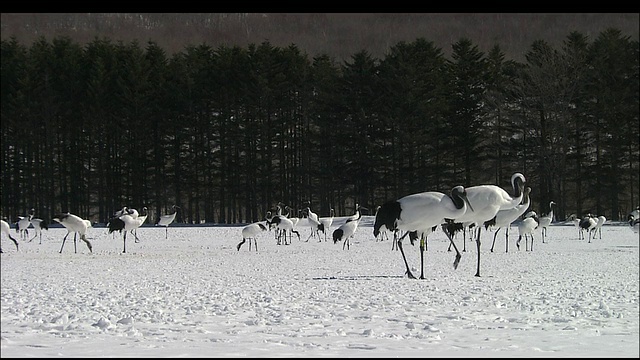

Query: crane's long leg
[490,228,500,252]
[506,227,510,253]
[81,234,93,253]
[7,234,19,251]
[419,235,426,279]
[165,226,168,239]
[73,233,78,254]
[463,229,467,252]
[442,230,462,270]
[59,231,70,253]
[123,232,127,253]
[474,228,482,277]
[396,232,415,279]
[131,229,141,243]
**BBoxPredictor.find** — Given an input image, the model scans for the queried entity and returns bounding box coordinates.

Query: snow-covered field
[1,216,638,358]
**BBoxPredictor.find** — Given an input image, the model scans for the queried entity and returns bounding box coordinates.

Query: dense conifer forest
[1,13,638,224]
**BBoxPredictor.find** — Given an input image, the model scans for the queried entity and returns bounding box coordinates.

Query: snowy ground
[1,216,638,358]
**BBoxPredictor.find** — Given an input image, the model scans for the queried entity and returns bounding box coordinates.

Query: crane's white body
[268,215,300,245]
[108,212,145,253]
[16,209,34,240]
[157,205,179,239]
[237,221,268,251]
[453,179,525,225]
[488,187,532,253]
[593,215,606,239]
[1,219,19,252]
[517,211,539,251]
[319,208,335,241]
[28,218,49,244]
[373,186,473,279]
[304,207,322,242]
[445,173,526,277]
[537,201,555,243]
[579,215,598,243]
[332,216,360,250]
[52,213,93,254]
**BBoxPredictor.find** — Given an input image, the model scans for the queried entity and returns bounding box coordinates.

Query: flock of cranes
[574,214,608,243]
[0,205,180,254]
[374,173,528,279]
[1,185,638,279]
[231,171,636,280]
[236,202,367,251]
[234,172,546,277]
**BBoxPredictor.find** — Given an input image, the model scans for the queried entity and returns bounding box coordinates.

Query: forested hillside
[1,13,638,62]
[1,14,638,224]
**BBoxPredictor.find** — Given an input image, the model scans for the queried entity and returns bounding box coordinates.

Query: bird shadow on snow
[309,274,405,280]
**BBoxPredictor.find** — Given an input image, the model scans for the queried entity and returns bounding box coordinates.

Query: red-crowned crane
[319,208,335,242]
[303,205,322,242]
[537,201,555,243]
[373,186,473,279]
[267,212,300,244]
[237,221,268,251]
[286,207,302,242]
[516,210,539,251]
[131,206,148,239]
[28,217,49,244]
[593,215,606,239]
[373,206,392,245]
[52,213,93,254]
[279,205,301,245]
[15,208,34,241]
[108,212,145,253]
[579,214,598,243]
[442,172,526,277]
[156,205,179,239]
[486,186,532,253]
[333,205,366,250]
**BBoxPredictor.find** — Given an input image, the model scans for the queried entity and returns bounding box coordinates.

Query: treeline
[2,13,638,62]
[1,28,638,225]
